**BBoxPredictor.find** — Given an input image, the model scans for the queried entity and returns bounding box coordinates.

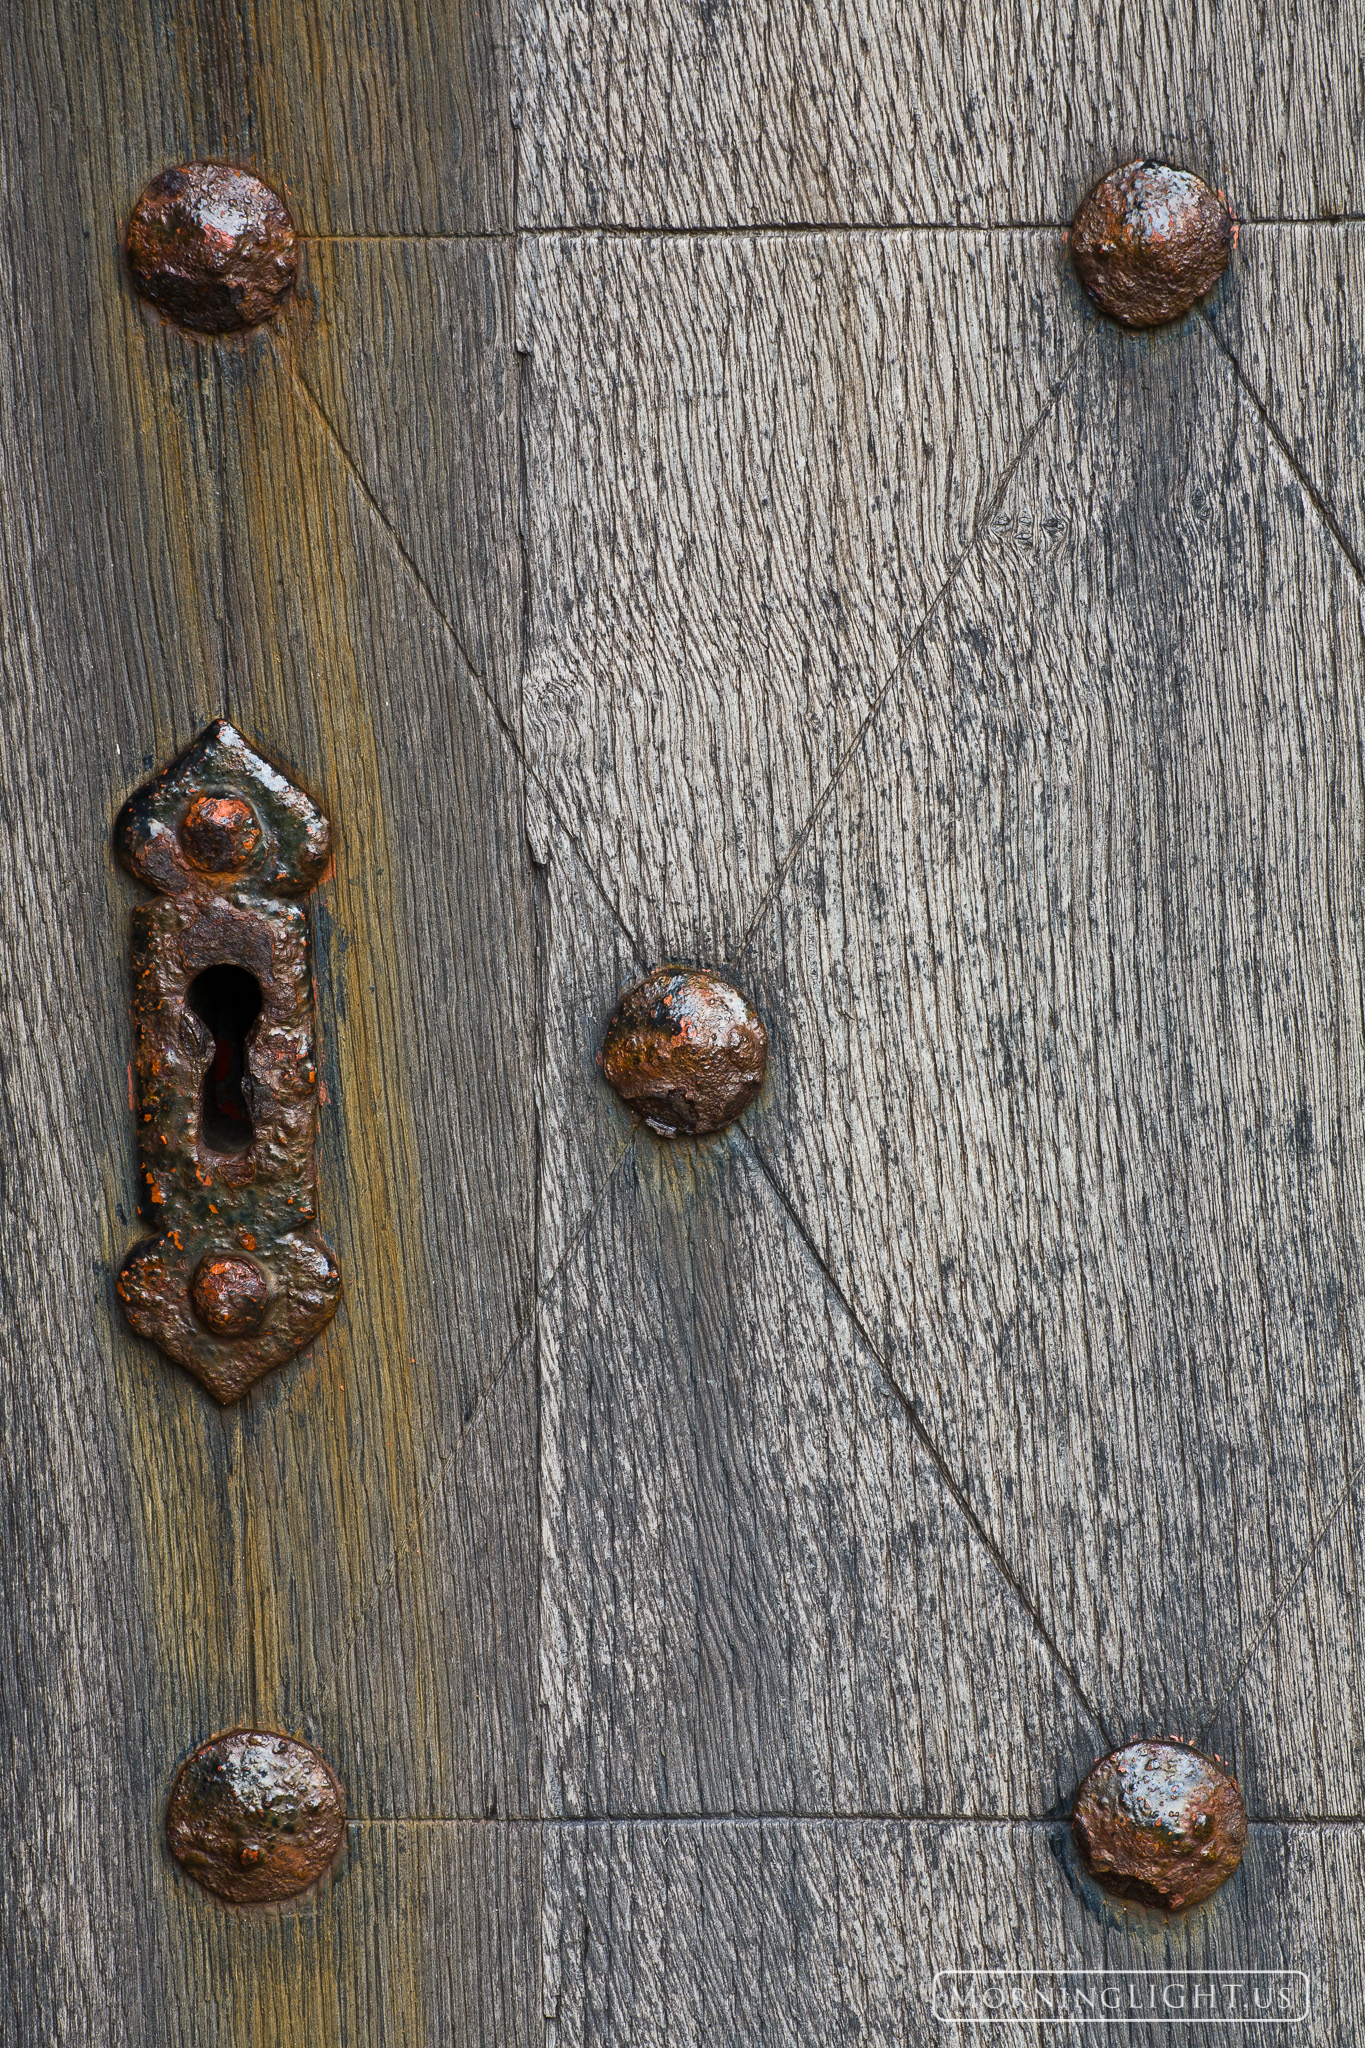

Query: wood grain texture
[14,0,508,240]
[1207,225,1365,571]
[534,836,643,1287]
[291,239,522,715]
[539,1118,1105,1819]
[520,230,1080,958]
[545,1820,1364,2047]
[743,310,1365,1749]
[1204,1482,1365,1820]
[153,1821,536,2048]
[8,0,1365,2036]
[0,4,537,2040]
[515,0,1359,229]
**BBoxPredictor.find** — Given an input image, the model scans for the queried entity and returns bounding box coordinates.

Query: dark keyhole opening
[187,964,263,1156]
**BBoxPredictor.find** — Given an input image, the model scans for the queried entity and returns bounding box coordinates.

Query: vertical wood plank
[0,3,537,2041]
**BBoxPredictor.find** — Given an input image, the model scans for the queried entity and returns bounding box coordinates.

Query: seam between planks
[301,1134,639,1726]
[300,218,1365,241]
[344,1814,1365,1827]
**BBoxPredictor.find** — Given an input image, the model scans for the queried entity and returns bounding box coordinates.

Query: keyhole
[187,965,263,1156]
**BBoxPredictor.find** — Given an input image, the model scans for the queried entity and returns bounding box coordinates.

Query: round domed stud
[191,1255,268,1338]
[165,1729,346,1903]
[179,793,262,874]
[1071,1738,1247,1909]
[1070,161,1233,329]
[600,965,768,1136]
[126,163,298,335]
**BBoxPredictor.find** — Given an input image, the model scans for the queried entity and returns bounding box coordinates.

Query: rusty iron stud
[599,965,768,1137]
[1070,161,1232,329]
[126,164,298,335]
[115,720,341,1403]
[166,1729,345,1904]
[1072,1739,1247,1909]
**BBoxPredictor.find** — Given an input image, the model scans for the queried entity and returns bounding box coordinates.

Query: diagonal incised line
[271,329,493,686]
[1200,310,1365,586]
[305,1130,639,1726]
[732,328,1092,962]
[270,329,650,961]
[738,1123,1113,1746]
[1196,1447,1365,1747]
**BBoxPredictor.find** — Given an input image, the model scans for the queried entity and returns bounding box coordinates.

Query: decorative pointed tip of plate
[114,721,331,897]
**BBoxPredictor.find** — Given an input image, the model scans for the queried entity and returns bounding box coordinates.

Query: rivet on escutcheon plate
[599,966,768,1137]
[1071,1738,1247,1909]
[1069,161,1233,329]
[166,1729,346,1904]
[180,793,262,874]
[191,1254,269,1338]
[125,163,298,334]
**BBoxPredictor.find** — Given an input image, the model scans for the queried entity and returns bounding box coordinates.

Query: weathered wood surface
[519,229,1081,958]
[539,1128,1105,1820]
[4,0,1365,2042]
[1207,224,1365,574]
[546,1821,1365,2046]
[516,0,1360,227]
[1,3,535,2043]
[743,311,1365,1744]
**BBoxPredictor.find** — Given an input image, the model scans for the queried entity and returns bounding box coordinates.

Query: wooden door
[4,2,1361,2041]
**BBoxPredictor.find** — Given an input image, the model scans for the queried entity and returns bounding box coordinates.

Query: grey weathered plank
[545,1819,1363,2047]
[533,835,643,1287]
[1207,224,1365,569]
[1205,1484,1365,1820]
[101,262,540,1821]
[538,1114,1105,1820]
[744,308,1365,1744]
[515,0,1358,230]
[520,229,1080,959]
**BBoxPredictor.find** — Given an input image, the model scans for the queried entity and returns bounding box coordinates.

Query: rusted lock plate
[115,720,340,1401]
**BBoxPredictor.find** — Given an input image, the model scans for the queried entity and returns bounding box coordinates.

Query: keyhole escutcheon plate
[114,720,341,1402]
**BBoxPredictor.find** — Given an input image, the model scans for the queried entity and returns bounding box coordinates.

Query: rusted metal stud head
[191,1255,268,1338]
[166,1729,346,1903]
[1069,161,1233,328]
[125,164,298,334]
[180,793,262,874]
[599,965,768,1136]
[1072,1739,1247,1909]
